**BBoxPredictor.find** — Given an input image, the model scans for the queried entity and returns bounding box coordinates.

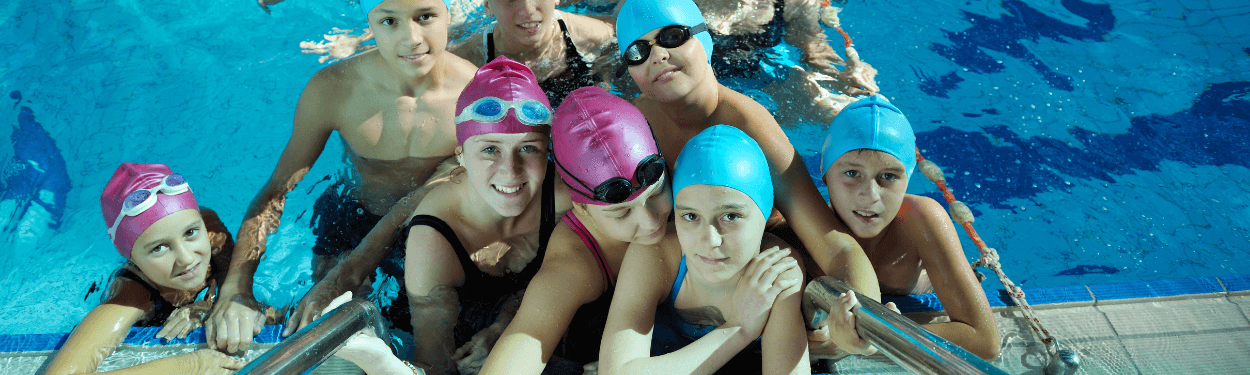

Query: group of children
[45,0,999,374]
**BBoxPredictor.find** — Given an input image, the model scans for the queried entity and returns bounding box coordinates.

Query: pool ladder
[236,298,393,375]
[806,276,1079,375]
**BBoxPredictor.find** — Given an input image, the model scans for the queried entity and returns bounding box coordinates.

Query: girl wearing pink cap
[476,86,672,374]
[45,163,246,374]
[397,56,572,375]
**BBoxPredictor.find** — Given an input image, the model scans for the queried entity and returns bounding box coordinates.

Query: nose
[649,44,670,65]
[401,19,424,48]
[706,223,723,248]
[499,150,525,178]
[636,205,665,236]
[172,243,196,269]
[860,179,883,203]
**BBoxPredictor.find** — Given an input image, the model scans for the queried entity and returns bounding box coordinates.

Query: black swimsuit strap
[403,214,480,287]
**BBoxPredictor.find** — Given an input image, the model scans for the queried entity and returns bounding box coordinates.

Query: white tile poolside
[828,293,1250,374]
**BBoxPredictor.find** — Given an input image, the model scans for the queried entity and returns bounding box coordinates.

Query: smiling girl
[45,163,247,374]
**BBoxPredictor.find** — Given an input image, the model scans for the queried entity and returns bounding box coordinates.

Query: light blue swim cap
[615,0,714,63]
[820,95,917,178]
[673,125,773,217]
[361,0,449,21]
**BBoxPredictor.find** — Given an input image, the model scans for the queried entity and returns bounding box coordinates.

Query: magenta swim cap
[552,86,662,205]
[456,56,553,145]
[101,163,198,259]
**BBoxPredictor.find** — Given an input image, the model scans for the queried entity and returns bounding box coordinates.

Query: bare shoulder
[446,37,486,70]
[716,85,792,150]
[409,177,463,219]
[562,12,617,52]
[899,194,951,229]
[535,224,608,294]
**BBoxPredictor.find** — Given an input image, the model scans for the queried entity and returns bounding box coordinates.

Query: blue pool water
[1,0,1247,339]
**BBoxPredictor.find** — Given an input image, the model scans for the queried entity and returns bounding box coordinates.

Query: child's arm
[479,226,608,375]
[908,196,1001,359]
[45,279,244,374]
[601,243,798,375]
[760,238,811,375]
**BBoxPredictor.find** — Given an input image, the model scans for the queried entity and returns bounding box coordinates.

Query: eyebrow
[377,6,437,14]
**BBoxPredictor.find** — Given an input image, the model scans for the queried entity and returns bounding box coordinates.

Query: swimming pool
[1,0,1247,361]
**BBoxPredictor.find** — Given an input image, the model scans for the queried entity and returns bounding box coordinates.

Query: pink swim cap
[101,163,198,259]
[552,86,662,205]
[456,56,552,145]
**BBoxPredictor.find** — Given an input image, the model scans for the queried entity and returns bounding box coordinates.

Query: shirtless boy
[205,0,477,353]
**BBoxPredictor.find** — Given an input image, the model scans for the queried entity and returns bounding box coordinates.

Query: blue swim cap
[673,125,773,217]
[616,0,714,63]
[361,0,449,21]
[820,95,917,178]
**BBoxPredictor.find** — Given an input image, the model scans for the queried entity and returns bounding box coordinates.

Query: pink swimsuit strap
[561,211,615,286]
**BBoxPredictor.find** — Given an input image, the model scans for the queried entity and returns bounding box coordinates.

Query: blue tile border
[0,325,287,353]
[884,274,1243,314]
[1219,274,1250,292]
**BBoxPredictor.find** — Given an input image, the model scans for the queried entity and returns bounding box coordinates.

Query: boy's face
[824,149,909,239]
[459,132,550,217]
[626,26,712,102]
[368,0,450,77]
[130,209,212,292]
[675,185,766,285]
[579,174,672,246]
[486,0,558,48]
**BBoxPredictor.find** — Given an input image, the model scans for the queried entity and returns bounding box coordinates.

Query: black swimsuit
[398,160,558,346]
[114,268,177,327]
[487,18,599,107]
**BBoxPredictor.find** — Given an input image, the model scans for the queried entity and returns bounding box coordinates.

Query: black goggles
[556,154,667,204]
[622,24,709,66]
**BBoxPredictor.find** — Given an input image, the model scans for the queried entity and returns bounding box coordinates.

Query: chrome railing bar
[237,298,392,375]
[804,276,1008,375]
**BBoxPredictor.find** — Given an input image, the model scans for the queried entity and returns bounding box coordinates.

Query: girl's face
[578,174,672,245]
[674,185,766,284]
[368,0,451,77]
[823,149,908,239]
[459,132,550,217]
[486,0,558,47]
[626,27,712,102]
[130,209,211,292]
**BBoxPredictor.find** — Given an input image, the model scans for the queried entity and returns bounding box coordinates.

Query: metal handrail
[804,276,1008,375]
[237,298,392,375]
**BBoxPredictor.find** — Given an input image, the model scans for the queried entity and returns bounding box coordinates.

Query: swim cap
[552,86,661,205]
[361,0,450,21]
[456,56,552,145]
[616,0,713,63]
[820,95,917,178]
[672,125,773,216]
[101,163,198,259]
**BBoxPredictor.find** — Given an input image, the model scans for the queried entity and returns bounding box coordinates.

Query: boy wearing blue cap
[207,0,477,353]
[615,0,881,355]
[820,96,1000,360]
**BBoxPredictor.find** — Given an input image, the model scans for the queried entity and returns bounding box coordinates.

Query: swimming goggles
[107,173,191,241]
[454,97,553,126]
[622,24,709,66]
[555,154,666,204]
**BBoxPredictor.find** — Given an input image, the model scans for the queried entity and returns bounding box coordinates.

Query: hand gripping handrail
[804,277,1008,375]
[237,298,392,375]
